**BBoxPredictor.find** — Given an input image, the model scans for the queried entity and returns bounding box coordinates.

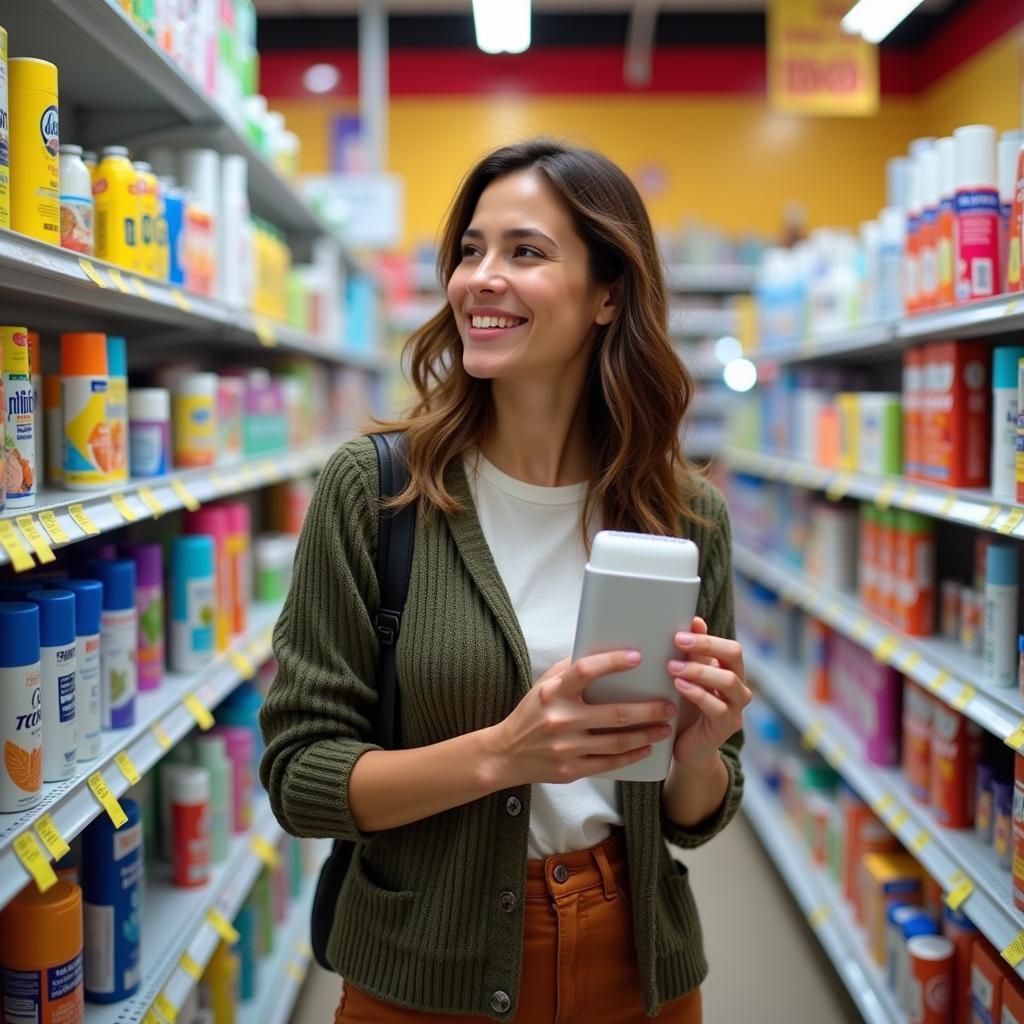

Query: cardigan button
[490,991,512,1014]
[552,864,569,883]
[499,891,516,913]
[504,796,522,817]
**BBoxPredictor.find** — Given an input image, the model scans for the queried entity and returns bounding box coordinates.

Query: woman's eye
[460,244,481,258]
[514,245,543,258]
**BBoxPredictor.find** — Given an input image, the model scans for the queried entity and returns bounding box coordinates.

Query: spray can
[181,148,219,297]
[81,796,142,1002]
[152,175,168,281]
[0,25,8,229]
[55,579,102,761]
[44,374,62,484]
[104,335,128,484]
[193,734,232,863]
[170,535,215,673]
[160,176,186,286]
[132,161,158,278]
[59,144,94,255]
[954,124,1000,302]
[2,326,36,507]
[936,137,956,307]
[185,506,231,651]
[128,387,170,477]
[213,725,254,833]
[173,371,218,468]
[123,543,163,692]
[93,146,140,271]
[89,558,137,729]
[919,145,940,310]
[170,765,210,888]
[223,502,251,635]
[0,601,42,812]
[26,589,76,782]
[0,880,84,1022]
[203,939,240,1021]
[60,332,110,490]
[1000,131,1023,293]
[8,58,59,244]
[984,543,1019,687]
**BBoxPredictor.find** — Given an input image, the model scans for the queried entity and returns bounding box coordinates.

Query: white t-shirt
[464,451,624,858]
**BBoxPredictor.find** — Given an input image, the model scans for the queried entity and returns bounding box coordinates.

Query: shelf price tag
[297,940,313,960]
[981,505,1002,529]
[206,909,240,945]
[13,833,57,892]
[34,814,70,861]
[107,267,132,294]
[230,651,256,680]
[911,830,931,853]
[15,516,56,563]
[801,722,824,750]
[68,503,100,536]
[171,479,200,512]
[154,992,179,1023]
[944,870,974,911]
[254,319,277,348]
[827,745,848,768]
[142,1011,162,1024]
[807,905,829,929]
[871,793,894,817]
[826,475,852,502]
[88,771,128,828]
[138,486,164,517]
[251,835,280,868]
[0,521,35,572]
[852,618,872,643]
[151,722,173,749]
[285,962,305,984]
[872,635,899,664]
[184,693,214,731]
[889,807,909,830]
[170,288,191,312]
[875,481,898,509]
[130,277,151,301]
[179,952,203,981]
[1007,723,1024,751]
[78,257,109,288]
[115,751,141,786]
[110,493,138,522]
[38,510,70,545]
[998,508,1024,535]
[1002,932,1024,968]
[931,670,951,694]
[900,650,923,674]
[952,685,976,712]
[939,494,957,518]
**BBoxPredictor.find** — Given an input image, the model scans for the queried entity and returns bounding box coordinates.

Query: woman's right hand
[485,651,678,787]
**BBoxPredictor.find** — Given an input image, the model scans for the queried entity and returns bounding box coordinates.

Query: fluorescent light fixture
[723,358,757,393]
[841,0,926,44]
[473,0,531,55]
[302,63,340,93]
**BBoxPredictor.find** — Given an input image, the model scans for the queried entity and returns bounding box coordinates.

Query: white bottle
[58,144,94,255]
[59,579,103,760]
[984,544,1019,687]
[27,590,76,782]
[0,602,43,813]
[219,155,251,307]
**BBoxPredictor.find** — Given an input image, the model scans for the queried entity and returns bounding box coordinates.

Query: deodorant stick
[26,589,76,782]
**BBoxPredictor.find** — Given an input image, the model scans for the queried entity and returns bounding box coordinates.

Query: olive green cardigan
[259,436,743,1020]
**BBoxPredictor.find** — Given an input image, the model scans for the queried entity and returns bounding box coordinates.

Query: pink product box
[827,632,903,765]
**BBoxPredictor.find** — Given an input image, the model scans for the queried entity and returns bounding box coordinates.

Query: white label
[101,608,137,729]
[40,643,75,781]
[83,901,114,994]
[77,632,101,760]
[0,662,42,812]
[171,576,215,672]
[994,391,1019,498]
[984,583,1018,687]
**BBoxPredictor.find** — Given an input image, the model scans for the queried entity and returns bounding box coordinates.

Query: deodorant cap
[906,935,955,961]
[953,124,997,189]
[8,57,59,94]
[588,530,699,580]
[986,543,1019,586]
[60,333,108,376]
[129,387,170,421]
[54,579,102,637]
[0,880,82,969]
[900,914,940,941]
[26,590,75,648]
[0,601,40,668]
[88,558,136,611]
[171,765,210,803]
[993,347,1024,389]
[101,145,130,158]
[106,336,127,377]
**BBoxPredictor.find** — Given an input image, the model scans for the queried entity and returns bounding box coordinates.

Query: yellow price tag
[998,508,1024,535]
[110,493,138,522]
[900,650,923,674]
[184,693,214,731]
[179,952,202,981]
[296,941,313,960]
[154,992,178,1023]
[171,288,191,312]
[258,458,276,482]
[944,870,974,911]
[1002,932,1024,968]
[939,494,957,518]
[88,771,128,828]
[1007,723,1024,751]
[13,832,58,892]
[209,471,227,495]
[78,257,109,288]
[826,475,852,503]
[911,830,931,853]
[206,909,241,945]
[0,520,36,572]
[852,618,872,643]
[131,277,151,300]
[876,481,898,509]
[871,793,894,817]
[230,651,256,680]
[931,670,951,693]
[142,1011,162,1024]
[254,319,277,348]
[890,808,909,830]
[38,509,70,544]
[285,962,305,984]
[807,906,829,929]
[981,505,1002,529]
[68,503,100,536]
[251,835,280,868]
[151,722,173,749]
[952,685,976,711]
[15,516,55,564]
[827,745,848,768]
[171,479,200,512]
[107,267,132,294]
[34,814,70,861]
[801,722,824,750]
[115,750,141,786]
[138,486,164,517]
[872,635,899,663]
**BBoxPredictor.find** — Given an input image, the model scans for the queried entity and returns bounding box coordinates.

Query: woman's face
[447,169,616,382]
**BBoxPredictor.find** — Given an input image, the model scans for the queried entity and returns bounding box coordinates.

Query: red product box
[903,346,925,480]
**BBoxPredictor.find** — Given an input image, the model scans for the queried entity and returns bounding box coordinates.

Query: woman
[260,139,750,1023]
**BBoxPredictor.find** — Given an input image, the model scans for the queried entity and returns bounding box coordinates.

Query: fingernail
[625,650,642,665]
[675,678,694,691]
[668,660,687,674]
[664,704,678,717]
[676,633,694,647]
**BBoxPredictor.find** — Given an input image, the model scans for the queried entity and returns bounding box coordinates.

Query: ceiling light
[841,0,926,44]
[473,0,531,55]
[302,63,340,94]
[714,336,743,365]
[723,358,757,393]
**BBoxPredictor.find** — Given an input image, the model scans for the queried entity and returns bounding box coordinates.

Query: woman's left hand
[667,617,751,769]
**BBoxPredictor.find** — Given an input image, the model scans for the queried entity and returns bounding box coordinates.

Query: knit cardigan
[259,435,744,1020]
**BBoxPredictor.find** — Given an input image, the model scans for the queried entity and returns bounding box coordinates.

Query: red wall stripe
[917,0,1024,89]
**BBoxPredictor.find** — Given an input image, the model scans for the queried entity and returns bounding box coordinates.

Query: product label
[956,188,1001,300]
[60,194,94,253]
[136,584,164,691]
[77,634,101,759]
[101,608,137,729]
[0,662,42,812]
[0,29,8,231]
[108,377,127,482]
[128,420,169,477]
[184,205,216,297]
[5,373,35,504]
[172,394,216,467]
[41,644,76,782]
[62,377,110,486]
[93,158,140,270]
[172,576,215,671]
[3,954,83,1024]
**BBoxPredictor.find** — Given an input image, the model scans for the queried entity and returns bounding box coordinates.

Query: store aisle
[289,813,859,1023]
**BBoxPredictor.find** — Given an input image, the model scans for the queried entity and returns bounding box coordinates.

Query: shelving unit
[732,541,1024,745]
[666,264,758,294]
[743,640,1024,981]
[0,602,279,909]
[742,770,905,1024]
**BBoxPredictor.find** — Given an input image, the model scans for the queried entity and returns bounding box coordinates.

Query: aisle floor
[290,813,860,1023]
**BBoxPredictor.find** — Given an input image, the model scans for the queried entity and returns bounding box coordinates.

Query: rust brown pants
[334,829,701,1023]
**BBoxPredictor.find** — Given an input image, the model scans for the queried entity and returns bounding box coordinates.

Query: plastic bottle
[8,58,59,244]
[878,207,906,320]
[234,903,256,1000]
[935,136,956,307]
[223,502,251,635]
[160,176,187,286]
[220,154,251,307]
[905,153,923,314]
[27,330,43,490]
[82,150,97,183]
[1009,138,1024,293]
[3,326,36,507]
[132,161,158,277]
[170,535,216,672]
[194,734,232,863]
[60,332,110,490]
[217,684,264,761]
[0,601,42,812]
[81,796,142,1002]
[123,543,163,692]
[55,579,102,761]
[26,589,76,782]
[93,146,140,270]
[127,386,170,477]
[919,145,940,310]
[59,144,94,254]
[185,506,231,651]
[106,335,128,484]
[204,939,240,1023]
[43,374,62,484]
[992,347,1024,499]
[954,124,1000,302]
[173,371,218,468]
[213,725,254,833]
[984,544,1019,687]
[0,26,8,229]
[170,764,210,888]
[181,148,219,297]
[217,376,244,465]
[0,880,84,1022]
[1000,131,1024,293]
[89,558,138,728]
[1013,753,1024,911]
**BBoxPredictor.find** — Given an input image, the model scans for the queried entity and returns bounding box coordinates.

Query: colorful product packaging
[894,510,934,636]
[1013,753,1024,912]
[903,348,924,479]
[2,326,37,507]
[861,852,923,965]
[857,392,902,476]
[93,146,140,270]
[930,703,983,828]
[60,332,111,489]
[903,679,933,805]
[971,941,1004,1024]
[123,543,164,692]
[0,600,42,812]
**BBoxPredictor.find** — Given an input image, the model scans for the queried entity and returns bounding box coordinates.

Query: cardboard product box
[903,347,925,479]
[861,852,924,965]
[971,940,1004,1024]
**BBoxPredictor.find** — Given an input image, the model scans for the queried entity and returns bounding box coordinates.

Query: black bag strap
[369,431,416,750]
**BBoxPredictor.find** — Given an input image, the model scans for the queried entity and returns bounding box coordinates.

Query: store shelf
[669,306,739,339]
[742,771,905,1024]
[666,264,757,294]
[0,601,280,910]
[731,542,1024,746]
[723,446,1024,540]
[743,641,1024,982]
[239,867,323,1024]
[0,435,349,570]
[86,796,282,1024]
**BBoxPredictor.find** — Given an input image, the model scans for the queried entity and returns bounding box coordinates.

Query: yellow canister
[0,26,9,230]
[8,58,59,244]
[133,161,158,277]
[93,146,140,270]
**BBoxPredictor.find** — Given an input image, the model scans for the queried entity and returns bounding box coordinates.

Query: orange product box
[859,503,878,613]
[1004,975,1024,1024]
[904,678,934,804]
[903,347,925,480]
[841,793,901,915]
[875,507,898,625]
[816,404,841,468]
[861,852,924,965]
[971,941,1004,1024]
[895,510,935,636]
[920,341,991,488]
[930,703,983,829]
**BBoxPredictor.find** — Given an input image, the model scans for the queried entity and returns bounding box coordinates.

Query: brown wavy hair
[371,138,706,542]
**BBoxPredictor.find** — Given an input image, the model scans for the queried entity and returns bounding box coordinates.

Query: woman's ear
[594,278,623,326]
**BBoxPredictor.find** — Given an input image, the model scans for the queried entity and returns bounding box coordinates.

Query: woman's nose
[467,258,506,293]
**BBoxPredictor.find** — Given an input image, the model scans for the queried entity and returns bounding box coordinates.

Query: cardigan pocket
[340,850,419,938]
[656,860,702,953]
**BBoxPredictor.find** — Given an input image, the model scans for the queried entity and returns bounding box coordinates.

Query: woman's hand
[667,616,751,770]
[487,651,678,788]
